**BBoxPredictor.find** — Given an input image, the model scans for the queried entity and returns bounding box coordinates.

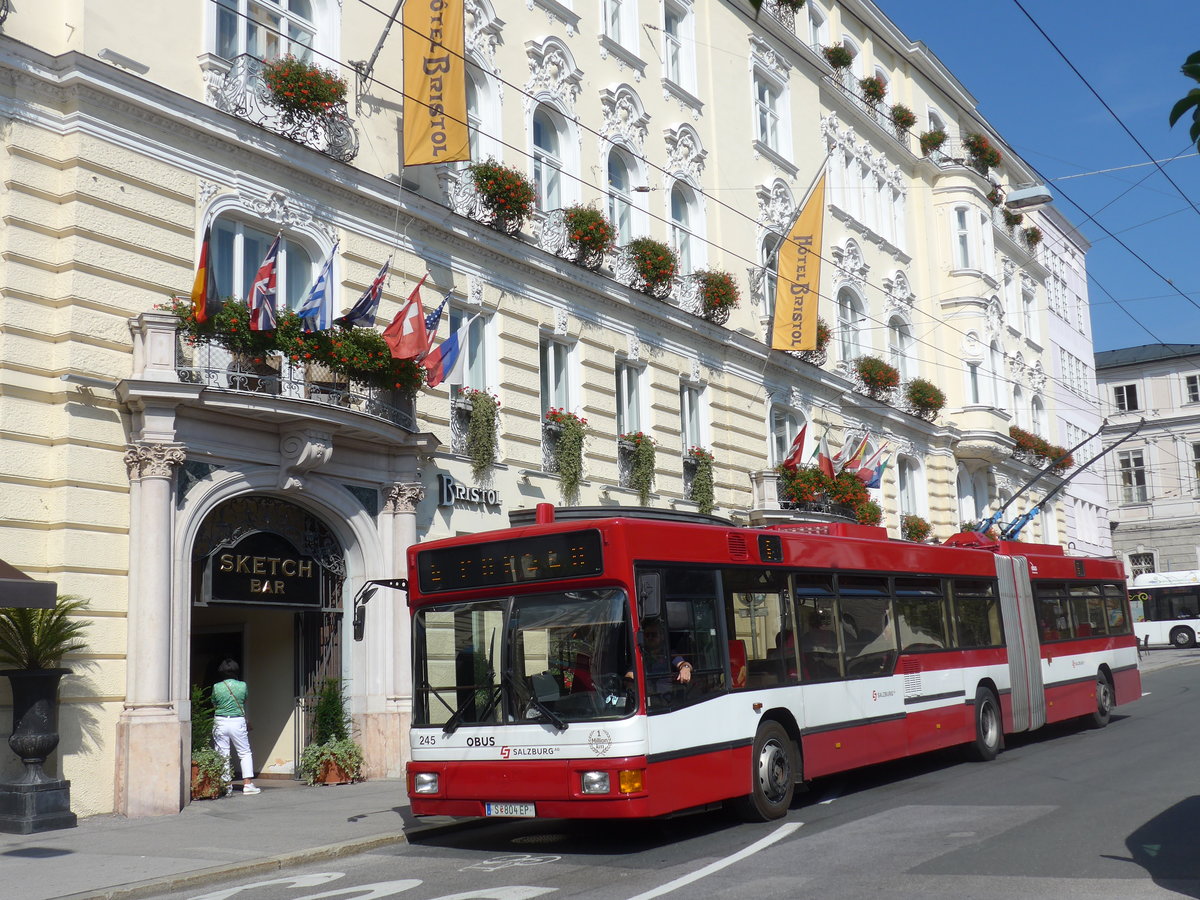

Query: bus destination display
[417,530,603,593]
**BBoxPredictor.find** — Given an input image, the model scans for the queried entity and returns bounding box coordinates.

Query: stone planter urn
[0,668,77,833]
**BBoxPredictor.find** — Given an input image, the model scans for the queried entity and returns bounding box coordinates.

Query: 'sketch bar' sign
[403,0,469,165]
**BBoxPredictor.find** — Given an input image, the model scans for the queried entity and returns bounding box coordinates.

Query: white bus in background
[1130,571,1200,648]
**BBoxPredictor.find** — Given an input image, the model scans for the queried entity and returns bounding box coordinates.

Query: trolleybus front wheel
[1088,672,1114,728]
[967,686,1002,762]
[729,720,796,822]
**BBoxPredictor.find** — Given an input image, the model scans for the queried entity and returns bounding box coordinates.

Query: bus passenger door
[996,556,1046,732]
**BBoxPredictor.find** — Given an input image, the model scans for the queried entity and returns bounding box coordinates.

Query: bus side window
[837,574,894,678]
[722,568,792,688]
[893,577,948,651]
[950,579,1002,648]
[793,575,839,682]
[1103,584,1129,633]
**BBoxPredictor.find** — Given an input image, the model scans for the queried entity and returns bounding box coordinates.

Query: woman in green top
[213,658,259,794]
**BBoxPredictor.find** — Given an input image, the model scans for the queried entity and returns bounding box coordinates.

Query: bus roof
[1132,571,1200,587]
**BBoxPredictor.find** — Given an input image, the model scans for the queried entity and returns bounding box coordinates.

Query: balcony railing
[213,54,359,162]
[176,339,416,430]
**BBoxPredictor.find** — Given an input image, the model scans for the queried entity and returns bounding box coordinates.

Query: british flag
[248,234,280,332]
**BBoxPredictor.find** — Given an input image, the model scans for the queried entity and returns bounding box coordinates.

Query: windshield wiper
[507,669,568,731]
[442,684,501,735]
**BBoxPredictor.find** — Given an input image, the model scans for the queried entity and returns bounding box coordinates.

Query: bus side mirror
[353,605,366,641]
[637,572,661,621]
[352,585,379,642]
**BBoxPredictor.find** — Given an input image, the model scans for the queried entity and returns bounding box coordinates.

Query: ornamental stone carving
[465,0,505,71]
[524,38,583,114]
[125,442,187,480]
[749,36,789,80]
[962,330,983,362]
[664,124,707,183]
[554,309,568,335]
[986,297,1005,336]
[242,189,337,245]
[468,276,484,307]
[1029,360,1047,392]
[385,482,425,514]
[278,427,334,491]
[626,334,641,361]
[883,270,914,313]
[198,179,224,206]
[600,85,650,153]
[832,239,869,292]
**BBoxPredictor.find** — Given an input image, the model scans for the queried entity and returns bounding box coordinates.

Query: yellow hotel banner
[403,0,469,165]
[770,174,826,352]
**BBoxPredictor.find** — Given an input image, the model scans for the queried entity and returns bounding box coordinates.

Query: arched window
[807,2,828,47]
[670,182,698,274]
[465,70,501,163]
[837,287,865,361]
[212,216,315,311]
[532,105,565,211]
[608,149,635,244]
[887,316,914,381]
[1013,384,1025,428]
[216,0,316,61]
[1031,395,1045,434]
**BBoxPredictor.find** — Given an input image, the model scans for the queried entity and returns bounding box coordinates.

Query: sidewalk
[2,777,464,900]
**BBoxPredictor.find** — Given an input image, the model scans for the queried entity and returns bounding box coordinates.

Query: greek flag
[297,242,338,333]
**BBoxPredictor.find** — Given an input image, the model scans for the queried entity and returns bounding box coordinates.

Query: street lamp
[1004,184,1053,210]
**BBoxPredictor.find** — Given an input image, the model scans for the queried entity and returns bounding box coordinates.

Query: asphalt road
[164,657,1200,900]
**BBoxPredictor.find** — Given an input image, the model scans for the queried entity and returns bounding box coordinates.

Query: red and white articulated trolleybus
[406,505,1140,822]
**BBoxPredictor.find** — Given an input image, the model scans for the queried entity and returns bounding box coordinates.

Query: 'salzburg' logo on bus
[500,746,558,759]
[588,730,612,756]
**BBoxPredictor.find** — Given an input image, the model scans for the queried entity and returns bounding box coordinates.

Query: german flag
[191,224,220,324]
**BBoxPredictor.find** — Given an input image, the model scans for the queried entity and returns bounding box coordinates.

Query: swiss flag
[781,424,807,471]
[382,275,429,360]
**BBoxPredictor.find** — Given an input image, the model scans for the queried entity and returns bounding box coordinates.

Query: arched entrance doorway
[189,495,345,778]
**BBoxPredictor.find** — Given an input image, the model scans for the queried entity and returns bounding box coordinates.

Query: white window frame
[1128,551,1157,577]
[1192,441,1200,493]
[679,380,706,451]
[607,147,638,245]
[770,406,804,467]
[754,72,782,152]
[662,0,695,93]
[616,359,644,437]
[897,456,926,518]
[965,360,981,405]
[760,232,783,319]
[669,181,704,275]
[448,307,490,396]
[531,104,577,212]
[1117,448,1148,504]
[1022,285,1037,341]
[602,0,638,51]
[952,206,973,271]
[1113,383,1139,412]
[1186,373,1200,404]
[540,336,574,415]
[837,287,866,362]
[214,0,320,62]
[887,316,914,382]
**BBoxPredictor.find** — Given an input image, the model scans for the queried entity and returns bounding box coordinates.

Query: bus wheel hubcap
[759,739,790,803]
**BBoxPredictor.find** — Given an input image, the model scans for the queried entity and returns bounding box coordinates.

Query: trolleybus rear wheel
[730,720,796,821]
[967,687,1002,762]
[1170,626,1195,648]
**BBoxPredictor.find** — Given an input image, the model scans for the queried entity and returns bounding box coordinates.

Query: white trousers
[214,716,254,780]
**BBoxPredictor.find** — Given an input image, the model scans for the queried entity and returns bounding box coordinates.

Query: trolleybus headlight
[413,772,439,794]
[581,771,610,794]
[618,769,644,794]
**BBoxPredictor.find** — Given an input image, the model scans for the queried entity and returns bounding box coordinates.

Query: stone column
[360,482,423,780]
[116,442,187,817]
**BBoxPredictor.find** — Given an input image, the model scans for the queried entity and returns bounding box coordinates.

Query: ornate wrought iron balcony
[212,55,359,163]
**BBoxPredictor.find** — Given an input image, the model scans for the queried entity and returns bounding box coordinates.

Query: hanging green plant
[620,431,657,505]
[563,205,616,269]
[687,446,715,515]
[822,44,854,71]
[904,378,946,419]
[545,408,588,499]
[890,104,917,131]
[901,514,932,543]
[468,159,536,234]
[859,75,887,105]
[626,237,678,298]
[262,56,348,119]
[1003,208,1025,228]
[463,388,501,477]
[918,129,946,156]
[854,355,901,400]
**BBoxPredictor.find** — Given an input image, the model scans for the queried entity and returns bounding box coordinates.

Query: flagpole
[765,153,831,275]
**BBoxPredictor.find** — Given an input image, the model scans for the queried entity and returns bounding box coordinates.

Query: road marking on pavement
[624,822,802,900]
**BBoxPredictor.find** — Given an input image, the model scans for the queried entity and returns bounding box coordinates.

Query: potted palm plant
[298,678,364,786]
[0,595,90,831]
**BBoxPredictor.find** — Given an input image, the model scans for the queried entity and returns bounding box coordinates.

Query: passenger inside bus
[627,617,692,707]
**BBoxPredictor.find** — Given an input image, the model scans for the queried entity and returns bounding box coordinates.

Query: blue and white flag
[337,258,390,329]
[297,242,338,333]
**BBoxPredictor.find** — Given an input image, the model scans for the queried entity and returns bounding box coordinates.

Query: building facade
[1096,344,1200,575]
[0,0,1099,818]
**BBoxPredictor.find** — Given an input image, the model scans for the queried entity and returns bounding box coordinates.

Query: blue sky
[882,1,1200,352]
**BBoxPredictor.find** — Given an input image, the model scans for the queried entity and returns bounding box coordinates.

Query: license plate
[485,801,536,817]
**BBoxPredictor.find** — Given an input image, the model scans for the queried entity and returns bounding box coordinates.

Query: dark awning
[0,558,56,609]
